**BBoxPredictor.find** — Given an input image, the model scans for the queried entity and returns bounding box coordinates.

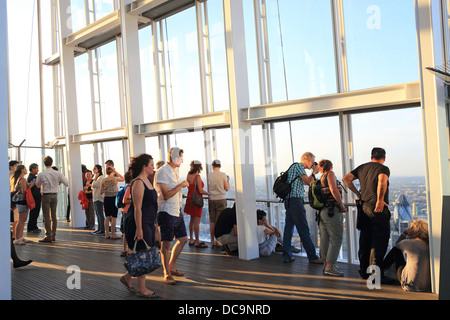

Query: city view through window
[7,0,428,264]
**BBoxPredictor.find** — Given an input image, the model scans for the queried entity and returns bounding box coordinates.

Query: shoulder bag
[191,174,204,208]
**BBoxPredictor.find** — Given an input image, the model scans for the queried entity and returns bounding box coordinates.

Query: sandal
[135,291,159,299]
[195,242,208,248]
[170,269,184,277]
[120,276,136,294]
[163,276,176,285]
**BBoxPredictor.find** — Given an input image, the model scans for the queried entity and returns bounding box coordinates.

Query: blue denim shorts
[157,211,187,241]
[16,204,29,214]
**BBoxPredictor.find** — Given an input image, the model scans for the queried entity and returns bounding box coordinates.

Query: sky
[6,0,426,182]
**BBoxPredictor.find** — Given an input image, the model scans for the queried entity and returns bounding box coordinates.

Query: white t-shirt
[155,163,183,217]
[257,225,267,245]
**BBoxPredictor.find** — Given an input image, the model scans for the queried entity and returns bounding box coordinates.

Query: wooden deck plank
[11,221,437,301]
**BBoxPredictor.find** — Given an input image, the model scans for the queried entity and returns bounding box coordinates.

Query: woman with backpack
[317,159,347,277]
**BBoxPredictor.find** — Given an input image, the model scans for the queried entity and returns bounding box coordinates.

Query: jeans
[259,233,278,257]
[94,201,105,232]
[358,203,391,277]
[319,206,343,264]
[283,197,319,261]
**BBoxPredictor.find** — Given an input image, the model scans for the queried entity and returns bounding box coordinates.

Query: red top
[184,177,204,218]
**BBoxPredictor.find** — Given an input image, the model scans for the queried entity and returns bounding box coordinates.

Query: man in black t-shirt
[343,147,391,279]
[214,205,237,255]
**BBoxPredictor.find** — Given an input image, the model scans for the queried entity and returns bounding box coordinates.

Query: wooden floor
[11,221,437,301]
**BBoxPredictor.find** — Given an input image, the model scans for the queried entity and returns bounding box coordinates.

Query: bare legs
[161,236,187,284]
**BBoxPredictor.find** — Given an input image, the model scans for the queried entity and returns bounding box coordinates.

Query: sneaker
[324,265,344,277]
[14,238,26,245]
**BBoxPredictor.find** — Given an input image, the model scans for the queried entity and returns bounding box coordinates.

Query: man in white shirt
[36,156,69,243]
[155,147,189,285]
[207,159,229,248]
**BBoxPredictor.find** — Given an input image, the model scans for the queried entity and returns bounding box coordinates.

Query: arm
[327,172,347,213]
[123,186,131,204]
[342,172,361,199]
[375,173,389,212]
[132,180,145,241]
[158,181,189,201]
[60,173,70,187]
[299,163,319,186]
[35,174,42,188]
[20,178,27,193]
[113,169,125,183]
[224,175,230,192]
[233,224,238,236]
[100,180,104,195]
[196,175,208,195]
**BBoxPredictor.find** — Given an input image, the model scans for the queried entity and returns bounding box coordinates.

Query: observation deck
[11,221,437,301]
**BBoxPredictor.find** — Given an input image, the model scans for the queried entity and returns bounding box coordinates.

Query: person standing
[36,156,69,243]
[92,165,105,235]
[83,170,95,230]
[100,166,124,240]
[207,159,230,248]
[316,159,347,277]
[26,163,41,234]
[154,147,189,285]
[343,147,391,279]
[9,160,20,239]
[282,152,322,264]
[11,165,32,245]
[121,154,159,298]
[184,160,209,248]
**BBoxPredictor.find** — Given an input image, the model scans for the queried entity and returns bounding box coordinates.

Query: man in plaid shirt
[282,152,322,264]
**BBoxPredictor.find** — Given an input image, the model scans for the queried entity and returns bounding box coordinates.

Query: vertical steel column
[56,0,84,228]
[415,0,450,298]
[0,0,12,300]
[223,0,259,260]
[119,0,146,156]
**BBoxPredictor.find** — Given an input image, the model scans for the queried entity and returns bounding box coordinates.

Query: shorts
[16,204,29,214]
[104,196,118,218]
[208,199,227,223]
[157,211,187,242]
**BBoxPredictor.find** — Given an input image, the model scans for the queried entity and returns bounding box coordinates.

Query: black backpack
[273,163,300,201]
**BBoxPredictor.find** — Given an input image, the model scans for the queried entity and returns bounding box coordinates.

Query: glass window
[243,0,261,107]
[75,54,94,133]
[97,41,121,129]
[265,0,337,102]
[343,0,419,90]
[93,0,115,20]
[163,8,202,119]
[351,107,427,249]
[70,0,87,32]
[206,0,229,112]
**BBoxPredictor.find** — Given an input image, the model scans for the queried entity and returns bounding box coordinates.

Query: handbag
[190,174,204,208]
[124,239,161,277]
[26,186,35,210]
